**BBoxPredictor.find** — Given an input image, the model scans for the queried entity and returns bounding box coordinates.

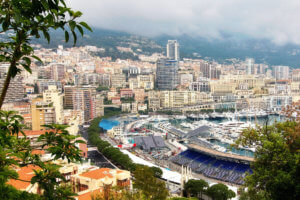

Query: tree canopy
[133,165,169,200]
[206,183,236,200]
[237,121,300,200]
[184,179,209,199]
[236,121,300,200]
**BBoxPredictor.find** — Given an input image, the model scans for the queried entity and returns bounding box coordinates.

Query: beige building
[31,98,55,130]
[94,94,104,117]
[210,80,236,94]
[111,74,126,88]
[43,85,64,124]
[121,103,131,112]
[137,74,154,90]
[148,91,161,111]
[134,88,145,103]
[160,90,199,108]
[129,77,139,89]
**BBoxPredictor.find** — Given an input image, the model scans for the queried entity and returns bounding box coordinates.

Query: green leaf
[72,31,77,46]
[69,21,76,31]
[76,25,83,36]
[73,11,82,18]
[79,21,92,32]
[0,55,6,62]
[41,0,50,10]
[31,55,43,64]
[42,29,50,43]
[21,63,32,74]
[64,31,69,43]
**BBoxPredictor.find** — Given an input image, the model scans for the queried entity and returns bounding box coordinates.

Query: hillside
[3,27,300,67]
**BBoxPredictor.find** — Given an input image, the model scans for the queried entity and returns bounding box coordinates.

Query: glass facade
[156,59,179,90]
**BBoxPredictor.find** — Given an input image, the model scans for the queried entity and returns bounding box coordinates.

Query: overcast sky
[69,0,300,45]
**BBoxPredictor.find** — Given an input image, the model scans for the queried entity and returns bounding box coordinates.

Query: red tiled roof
[23,130,48,136]
[7,165,40,190]
[22,129,56,136]
[80,168,113,179]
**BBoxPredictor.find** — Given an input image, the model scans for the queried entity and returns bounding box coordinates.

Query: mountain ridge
[26,27,300,67]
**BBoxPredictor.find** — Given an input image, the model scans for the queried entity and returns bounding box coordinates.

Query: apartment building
[31,98,56,130]
[43,85,64,124]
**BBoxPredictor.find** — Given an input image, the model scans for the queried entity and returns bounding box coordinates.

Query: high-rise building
[43,85,64,124]
[156,59,179,90]
[246,58,255,75]
[0,75,24,103]
[64,85,76,109]
[72,87,96,122]
[273,66,290,80]
[166,40,180,61]
[200,62,211,78]
[50,64,65,81]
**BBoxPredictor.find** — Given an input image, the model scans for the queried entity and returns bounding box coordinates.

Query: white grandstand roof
[121,150,239,200]
[121,149,182,184]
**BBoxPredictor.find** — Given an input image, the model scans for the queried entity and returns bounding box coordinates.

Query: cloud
[68,0,300,45]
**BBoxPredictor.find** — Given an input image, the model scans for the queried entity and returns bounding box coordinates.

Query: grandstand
[170,149,252,185]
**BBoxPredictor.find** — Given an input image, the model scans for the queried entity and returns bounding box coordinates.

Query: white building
[264,95,292,111]
[166,40,180,61]
[273,66,290,80]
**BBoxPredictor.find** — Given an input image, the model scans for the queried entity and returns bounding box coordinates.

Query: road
[79,126,117,169]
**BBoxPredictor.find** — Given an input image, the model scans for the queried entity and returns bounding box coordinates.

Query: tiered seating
[171,149,252,185]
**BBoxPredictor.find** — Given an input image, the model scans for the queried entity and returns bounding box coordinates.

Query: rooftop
[79,168,113,179]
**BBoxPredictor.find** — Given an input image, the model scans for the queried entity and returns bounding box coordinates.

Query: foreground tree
[206,183,235,200]
[92,186,148,200]
[184,179,208,199]
[0,0,91,108]
[133,165,169,200]
[236,121,300,200]
[0,111,85,199]
[168,198,197,200]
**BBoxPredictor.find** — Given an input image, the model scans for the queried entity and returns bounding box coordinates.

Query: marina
[97,110,283,185]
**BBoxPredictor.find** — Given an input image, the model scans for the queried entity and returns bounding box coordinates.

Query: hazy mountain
[25,27,300,67]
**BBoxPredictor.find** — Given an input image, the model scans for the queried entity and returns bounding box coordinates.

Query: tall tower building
[64,85,76,109]
[246,58,255,75]
[156,59,179,90]
[72,87,96,122]
[166,40,180,61]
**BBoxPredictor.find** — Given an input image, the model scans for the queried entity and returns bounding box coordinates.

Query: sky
[69,0,300,45]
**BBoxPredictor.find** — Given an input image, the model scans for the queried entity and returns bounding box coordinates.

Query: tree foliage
[235,121,300,200]
[91,186,148,200]
[206,183,235,200]
[133,165,169,200]
[184,179,209,199]
[0,111,84,199]
[150,166,163,178]
[0,0,91,108]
